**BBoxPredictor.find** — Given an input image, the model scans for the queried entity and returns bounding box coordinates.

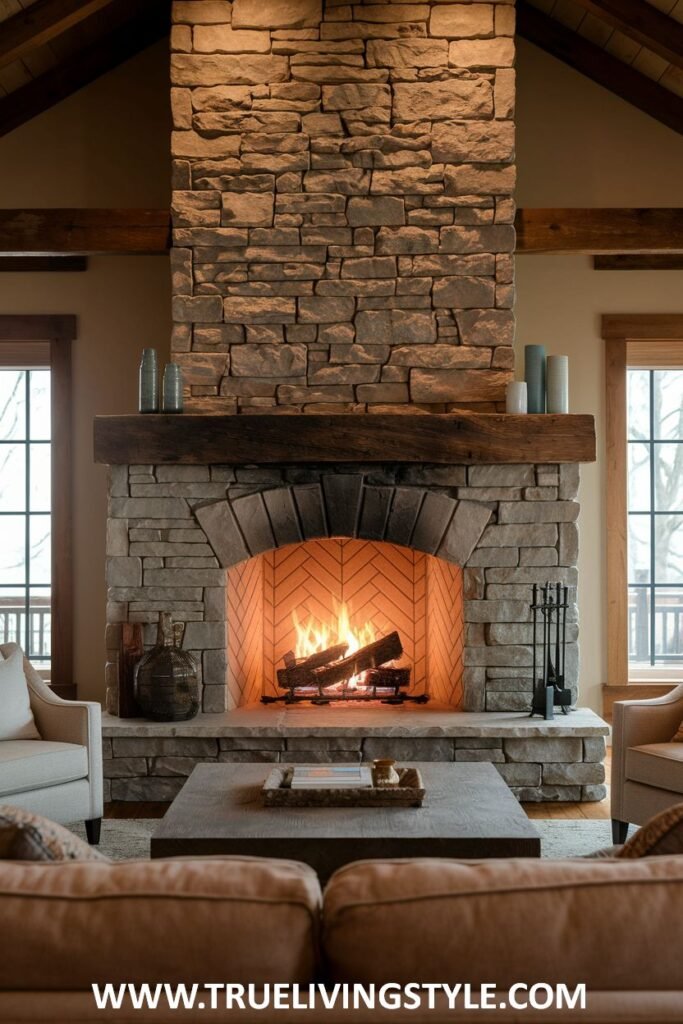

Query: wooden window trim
[0,314,75,699]
[602,314,683,689]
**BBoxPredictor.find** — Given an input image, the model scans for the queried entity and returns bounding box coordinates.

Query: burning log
[308,631,403,690]
[277,642,349,690]
[364,667,411,689]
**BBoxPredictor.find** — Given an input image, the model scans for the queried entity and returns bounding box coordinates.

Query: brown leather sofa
[1,854,682,1022]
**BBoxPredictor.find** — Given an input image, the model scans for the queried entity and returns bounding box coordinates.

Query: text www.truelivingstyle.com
[92,982,587,1013]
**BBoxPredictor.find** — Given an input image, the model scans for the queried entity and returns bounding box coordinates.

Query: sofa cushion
[0,741,88,797]
[323,857,683,990]
[0,857,321,990]
[0,648,39,741]
[0,806,107,862]
[627,743,683,795]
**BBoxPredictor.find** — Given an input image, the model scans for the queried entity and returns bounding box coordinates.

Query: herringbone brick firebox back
[170,0,516,413]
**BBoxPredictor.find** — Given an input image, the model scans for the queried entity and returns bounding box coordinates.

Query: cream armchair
[0,643,103,843]
[611,685,683,844]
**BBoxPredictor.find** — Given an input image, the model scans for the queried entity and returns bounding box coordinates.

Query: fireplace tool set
[261,630,429,705]
[529,583,572,720]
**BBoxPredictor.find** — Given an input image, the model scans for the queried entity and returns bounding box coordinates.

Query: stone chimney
[170,0,516,413]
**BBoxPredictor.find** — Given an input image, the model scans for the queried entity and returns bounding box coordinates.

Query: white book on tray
[290,765,374,789]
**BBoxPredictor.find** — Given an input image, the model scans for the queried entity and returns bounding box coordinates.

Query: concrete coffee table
[151,761,541,879]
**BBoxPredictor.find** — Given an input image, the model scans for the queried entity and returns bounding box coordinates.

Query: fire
[293,604,376,689]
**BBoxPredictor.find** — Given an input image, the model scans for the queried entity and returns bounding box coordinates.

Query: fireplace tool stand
[529,582,572,720]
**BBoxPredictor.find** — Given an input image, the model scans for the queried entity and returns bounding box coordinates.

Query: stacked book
[290,765,373,789]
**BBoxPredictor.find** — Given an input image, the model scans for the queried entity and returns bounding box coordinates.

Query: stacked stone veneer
[105,460,581,716]
[103,732,606,803]
[170,0,516,412]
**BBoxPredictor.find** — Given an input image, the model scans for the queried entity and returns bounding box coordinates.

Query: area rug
[72,818,620,861]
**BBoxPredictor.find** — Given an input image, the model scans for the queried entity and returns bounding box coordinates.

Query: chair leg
[85,818,102,846]
[612,819,629,844]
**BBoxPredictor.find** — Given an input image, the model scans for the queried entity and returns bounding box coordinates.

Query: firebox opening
[226,538,464,710]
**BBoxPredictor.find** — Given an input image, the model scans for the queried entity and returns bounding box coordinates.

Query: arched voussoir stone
[194,476,492,570]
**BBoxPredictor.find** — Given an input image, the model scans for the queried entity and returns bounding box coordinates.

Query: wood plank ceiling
[519,0,683,134]
[0,0,169,137]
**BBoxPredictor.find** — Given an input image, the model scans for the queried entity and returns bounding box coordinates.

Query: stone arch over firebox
[194,474,492,570]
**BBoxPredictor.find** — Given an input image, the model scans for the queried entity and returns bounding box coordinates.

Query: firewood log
[309,631,403,689]
[277,642,349,689]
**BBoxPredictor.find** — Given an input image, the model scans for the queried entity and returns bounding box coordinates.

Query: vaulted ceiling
[0,0,682,138]
[0,0,169,137]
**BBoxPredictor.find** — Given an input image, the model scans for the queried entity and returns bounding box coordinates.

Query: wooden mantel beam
[1,208,682,257]
[515,208,683,255]
[0,0,115,71]
[94,413,597,466]
[571,0,683,71]
[0,209,171,256]
[517,1,683,136]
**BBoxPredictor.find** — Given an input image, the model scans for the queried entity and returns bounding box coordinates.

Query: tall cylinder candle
[524,344,546,414]
[547,355,569,413]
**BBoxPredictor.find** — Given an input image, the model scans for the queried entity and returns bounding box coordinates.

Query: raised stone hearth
[102,706,608,803]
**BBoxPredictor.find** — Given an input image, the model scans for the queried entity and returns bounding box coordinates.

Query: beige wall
[515,39,683,714]
[0,43,171,702]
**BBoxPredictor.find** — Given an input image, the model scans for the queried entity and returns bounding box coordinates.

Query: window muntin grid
[627,369,683,667]
[0,369,51,664]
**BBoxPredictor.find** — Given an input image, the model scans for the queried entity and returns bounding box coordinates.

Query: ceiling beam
[0,210,171,256]
[515,208,683,254]
[0,0,116,71]
[3,208,681,258]
[571,0,683,71]
[0,3,169,138]
[517,1,683,135]
[594,255,683,270]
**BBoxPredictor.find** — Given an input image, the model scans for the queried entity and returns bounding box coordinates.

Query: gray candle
[524,344,546,413]
[162,362,184,414]
[547,355,569,413]
[138,348,158,414]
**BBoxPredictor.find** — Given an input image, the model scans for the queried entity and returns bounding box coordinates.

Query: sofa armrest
[611,685,683,821]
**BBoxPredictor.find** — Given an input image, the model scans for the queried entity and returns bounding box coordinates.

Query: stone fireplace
[95,0,608,801]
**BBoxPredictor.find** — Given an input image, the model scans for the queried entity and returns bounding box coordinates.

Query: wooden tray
[262,766,425,808]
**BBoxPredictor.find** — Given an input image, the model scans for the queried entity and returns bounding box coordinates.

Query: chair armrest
[23,657,103,820]
[611,685,683,821]
[613,686,683,751]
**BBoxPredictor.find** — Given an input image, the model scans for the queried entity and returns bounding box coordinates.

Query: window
[0,316,74,696]
[604,315,683,687]
[627,369,683,671]
[0,368,52,666]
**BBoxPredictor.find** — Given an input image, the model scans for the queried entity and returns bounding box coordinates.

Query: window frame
[0,315,75,699]
[603,314,683,688]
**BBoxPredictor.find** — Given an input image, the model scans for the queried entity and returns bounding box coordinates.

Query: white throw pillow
[0,649,40,740]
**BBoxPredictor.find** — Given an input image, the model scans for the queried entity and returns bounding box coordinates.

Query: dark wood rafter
[0,0,116,71]
[515,209,683,254]
[594,255,683,271]
[0,210,171,256]
[0,2,170,139]
[3,208,683,257]
[0,315,76,699]
[517,1,683,136]
[571,0,683,71]
[93,413,597,466]
[0,257,88,272]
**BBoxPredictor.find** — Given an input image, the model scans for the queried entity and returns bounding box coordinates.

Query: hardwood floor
[105,751,612,822]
